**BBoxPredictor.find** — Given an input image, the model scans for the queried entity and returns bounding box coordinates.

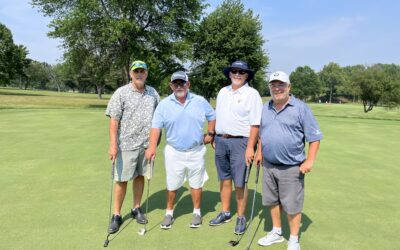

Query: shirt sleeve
[301,104,323,142]
[105,89,122,120]
[248,89,263,126]
[151,102,165,129]
[202,97,216,121]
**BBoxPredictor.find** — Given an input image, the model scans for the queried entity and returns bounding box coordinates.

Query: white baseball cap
[269,71,290,84]
[171,71,188,82]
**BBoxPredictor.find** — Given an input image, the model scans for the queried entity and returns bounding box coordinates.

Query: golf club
[228,161,252,247]
[138,157,154,236]
[245,163,261,250]
[103,161,115,247]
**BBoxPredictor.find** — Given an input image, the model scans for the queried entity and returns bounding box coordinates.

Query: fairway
[1,88,399,250]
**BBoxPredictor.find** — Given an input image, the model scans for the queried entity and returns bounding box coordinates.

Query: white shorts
[164,144,209,191]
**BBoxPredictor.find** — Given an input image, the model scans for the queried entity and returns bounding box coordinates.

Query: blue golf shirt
[152,91,216,151]
[260,95,323,165]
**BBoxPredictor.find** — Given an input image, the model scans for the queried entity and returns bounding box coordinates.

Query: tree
[289,66,321,101]
[340,65,364,102]
[24,61,52,90]
[190,0,268,100]
[319,62,345,103]
[32,0,206,97]
[0,22,30,85]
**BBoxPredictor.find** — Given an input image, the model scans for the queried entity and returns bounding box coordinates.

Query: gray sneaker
[160,215,174,230]
[189,214,202,228]
[287,239,300,250]
[258,231,284,246]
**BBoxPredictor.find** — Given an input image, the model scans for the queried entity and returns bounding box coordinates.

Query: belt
[216,134,244,139]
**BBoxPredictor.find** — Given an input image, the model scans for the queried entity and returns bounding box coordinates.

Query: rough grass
[0,88,399,249]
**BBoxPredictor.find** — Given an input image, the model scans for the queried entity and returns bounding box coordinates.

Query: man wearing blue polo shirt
[256,71,322,250]
[145,71,216,229]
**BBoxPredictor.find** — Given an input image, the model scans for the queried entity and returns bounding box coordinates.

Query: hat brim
[223,67,254,81]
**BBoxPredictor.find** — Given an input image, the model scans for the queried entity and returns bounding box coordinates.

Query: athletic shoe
[160,215,175,229]
[209,212,232,226]
[189,214,202,228]
[108,214,122,234]
[257,231,285,246]
[131,207,148,224]
[234,216,246,235]
[287,239,300,250]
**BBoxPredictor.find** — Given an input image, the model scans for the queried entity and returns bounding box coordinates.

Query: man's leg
[235,186,248,216]
[191,188,202,209]
[220,179,232,212]
[113,181,127,215]
[166,190,177,210]
[287,212,301,236]
[270,204,282,228]
[133,175,144,208]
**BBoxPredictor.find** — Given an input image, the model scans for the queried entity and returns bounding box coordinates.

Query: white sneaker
[287,239,300,250]
[258,231,284,246]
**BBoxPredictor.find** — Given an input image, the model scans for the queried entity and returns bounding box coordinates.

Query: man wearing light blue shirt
[145,71,216,229]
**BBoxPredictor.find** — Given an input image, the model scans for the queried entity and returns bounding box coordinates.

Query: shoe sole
[257,238,285,246]
[209,219,231,226]
[160,224,172,229]
[234,229,245,235]
[189,223,202,228]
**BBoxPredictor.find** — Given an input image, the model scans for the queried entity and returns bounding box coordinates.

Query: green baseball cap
[130,60,148,71]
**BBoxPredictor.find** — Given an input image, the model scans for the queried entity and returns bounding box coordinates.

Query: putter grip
[244,164,252,184]
[255,165,260,184]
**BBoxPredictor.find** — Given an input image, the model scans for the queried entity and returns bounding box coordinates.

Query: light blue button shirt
[152,91,216,151]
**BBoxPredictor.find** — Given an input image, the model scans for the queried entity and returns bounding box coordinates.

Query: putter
[245,163,261,250]
[138,158,154,236]
[228,162,252,247]
[104,161,115,247]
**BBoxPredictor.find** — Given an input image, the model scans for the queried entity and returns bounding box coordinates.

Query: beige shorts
[114,148,147,182]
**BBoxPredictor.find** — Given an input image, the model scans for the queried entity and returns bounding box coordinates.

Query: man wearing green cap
[105,60,160,234]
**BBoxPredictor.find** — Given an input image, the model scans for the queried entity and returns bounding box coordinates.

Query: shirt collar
[268,94,296,109]
[228,82,249,94]
[169,90,193,103]
[129,83,148,94]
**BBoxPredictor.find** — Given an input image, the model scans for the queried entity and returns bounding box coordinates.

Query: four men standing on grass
[105,60,322,250]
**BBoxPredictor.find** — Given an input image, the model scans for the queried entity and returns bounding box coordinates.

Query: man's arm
[108,118,119,163]
[145,128,161,161]
[204,119,216,145]
[245,125,259,166]
[299,140,320,174]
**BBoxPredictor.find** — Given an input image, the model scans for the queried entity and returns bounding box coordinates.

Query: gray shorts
[115,148,147,182]
[262,161,305,215]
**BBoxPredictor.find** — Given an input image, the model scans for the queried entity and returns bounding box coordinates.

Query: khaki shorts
[114,148,147,182]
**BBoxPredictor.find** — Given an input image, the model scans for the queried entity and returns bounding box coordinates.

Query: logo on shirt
[314,129,321,135]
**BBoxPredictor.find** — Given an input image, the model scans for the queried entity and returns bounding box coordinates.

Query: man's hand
[255,150,262,166]
[299,159,314,174]
[245,146,255,166]
[203,134,214,145]
[145,147,156,161]
[108,144,117,163]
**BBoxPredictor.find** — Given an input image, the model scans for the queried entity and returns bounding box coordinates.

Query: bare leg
[235,186,248,216]
[287,212,301,236]
[220,179,232,211]
[133,175,144,208]
[113,181,127,215]
[270,204,282,228]
[191,187,202,209]
[166,190,177,210]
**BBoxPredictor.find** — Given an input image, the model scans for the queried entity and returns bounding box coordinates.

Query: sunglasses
[133,68,146,73]
[171,80,187,88]
[230,69,247,75]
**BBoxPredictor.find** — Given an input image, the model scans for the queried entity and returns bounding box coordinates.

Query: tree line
[1,0,399,112]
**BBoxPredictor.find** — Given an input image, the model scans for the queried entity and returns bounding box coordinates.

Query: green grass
[1,88,399,249]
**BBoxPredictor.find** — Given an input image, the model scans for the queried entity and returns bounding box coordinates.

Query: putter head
[137,228,146,236]
[103,239,109,247]
[228,240,239,246]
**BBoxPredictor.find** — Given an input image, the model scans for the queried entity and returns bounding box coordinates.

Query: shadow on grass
[86,104,108,109]
[261,206,313,240]
[0,91,45,96]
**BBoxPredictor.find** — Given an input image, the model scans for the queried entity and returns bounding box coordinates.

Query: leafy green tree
[319,62,345,103]
[0,22,30,85]
[340,65,364,102]
[190,0,269,100]
[24,61,52,90]
[32,0,205,97]
[289,66,321,101]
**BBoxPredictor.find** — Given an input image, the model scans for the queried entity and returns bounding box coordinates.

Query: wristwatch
[207,131,216,137]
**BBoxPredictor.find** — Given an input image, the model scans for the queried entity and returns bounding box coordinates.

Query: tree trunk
[329,84,333,103]
[97,85,103,99]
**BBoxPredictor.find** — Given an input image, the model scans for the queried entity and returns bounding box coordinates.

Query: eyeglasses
[171,80,187,88]
[269,83,288,89]
[230,69,247,75]
[133,68,146,73]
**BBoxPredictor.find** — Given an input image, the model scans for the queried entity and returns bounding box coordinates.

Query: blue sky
[1,0,399,74]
